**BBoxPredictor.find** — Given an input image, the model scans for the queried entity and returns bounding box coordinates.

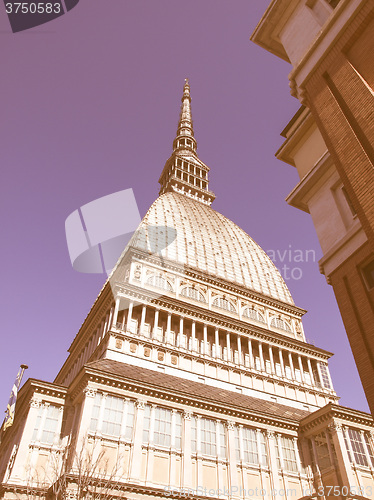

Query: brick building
[251,0,374,416]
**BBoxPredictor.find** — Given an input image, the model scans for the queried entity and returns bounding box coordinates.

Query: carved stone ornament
[183,410,192,420]
[266,430,275,439]
[134,264,142,281]
[158,351,165,361]
[136,399,146,409]
[171,355,178,365]
[130,343,137,353]
[115,338,123,349]
[328,421,342,433]
[30,397,41,408]
[144,347,151,357]
[84,388,97,398]
[226,420,235,430]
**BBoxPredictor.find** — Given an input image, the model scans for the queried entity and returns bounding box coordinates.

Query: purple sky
[0,0,369,414]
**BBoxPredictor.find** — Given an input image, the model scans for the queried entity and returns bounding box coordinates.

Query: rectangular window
[314,432,332,470]
[242,427,258,464]
[365,434,374,467]
[255,357,261,371]
[175,412,182,450]
[275,363,282,377]
[235,426,240,460]
[259,431,268,466]
[191,417,197,453]
[125,401,135,440]
[89,393,102,432]
[154,407,172,447]
[102,396,124,436]
[32,404,60,444]
[201,418,216,456]
[319,364,331,389]
[143,405,151,443]
[348,428,368,467]
[279,436,298,473]
[218,421,226,457]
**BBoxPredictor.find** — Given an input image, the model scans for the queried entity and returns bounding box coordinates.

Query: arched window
[242,308,265,323]
[270,317,291,332]
[145,274,173,292]
[180,286,207,303]
[212,297,236,313]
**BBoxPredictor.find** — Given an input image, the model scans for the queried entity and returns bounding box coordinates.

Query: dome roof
[130,192,294,305]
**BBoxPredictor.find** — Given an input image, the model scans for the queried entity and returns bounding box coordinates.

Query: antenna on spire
[158,80,216,206]
[173,78,196,153]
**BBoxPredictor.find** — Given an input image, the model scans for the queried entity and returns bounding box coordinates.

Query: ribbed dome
[130,192,294,305]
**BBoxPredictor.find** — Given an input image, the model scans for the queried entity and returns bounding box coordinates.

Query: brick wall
[330,241,374,414]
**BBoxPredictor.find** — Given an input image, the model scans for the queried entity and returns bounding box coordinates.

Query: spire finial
[158,80,216,206]
[173,78,197,154]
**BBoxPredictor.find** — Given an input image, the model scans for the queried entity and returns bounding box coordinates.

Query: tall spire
[172,79,197,154]
[158,80,215,206]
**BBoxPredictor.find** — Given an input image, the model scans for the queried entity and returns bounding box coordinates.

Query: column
[279,349,286,377]
[215,328,220,358]
[328,422,356,487]
[192,321,196,351]
[129,400,146,481]
[126,301,134,330]
[307,359,315,385]
[325,430,335,467]
[112,296,121,328]
[266,431,280,499]
[182,411,192,488]
[153,309,159,338]
[248,339,254,368]
[226,420,239,496]
[298,355,305,384]
[226,332,231,362]
[108,307,113,333]
[203,325,208,355]
[269,346,275,374]
[237,335,242,365]
[288,352,295,380]
[259,342,265,371]
[140,305,147,335]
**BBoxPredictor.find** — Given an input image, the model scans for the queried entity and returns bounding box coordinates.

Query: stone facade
[1,80,374,500]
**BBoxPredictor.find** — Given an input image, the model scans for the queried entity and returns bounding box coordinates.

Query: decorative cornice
[71,367,303,431]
